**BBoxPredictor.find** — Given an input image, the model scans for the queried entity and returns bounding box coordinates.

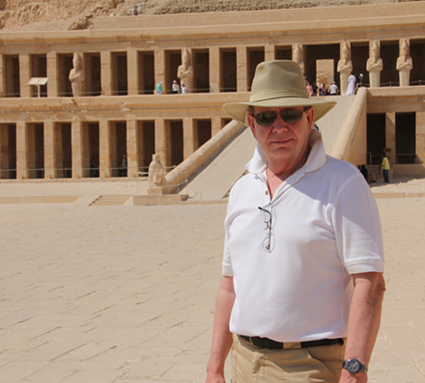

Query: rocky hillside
[0,0,421,31]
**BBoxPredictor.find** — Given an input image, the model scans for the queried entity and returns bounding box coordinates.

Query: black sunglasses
[253,107,311,126]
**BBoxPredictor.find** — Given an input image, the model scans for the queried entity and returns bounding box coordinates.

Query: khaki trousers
[231,335,346,383]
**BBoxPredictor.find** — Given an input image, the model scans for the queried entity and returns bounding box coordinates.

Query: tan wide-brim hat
[223,60,336,125]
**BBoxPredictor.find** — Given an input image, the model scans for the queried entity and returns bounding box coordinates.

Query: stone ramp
[178,126,257,201]
[179,95,354,201]
[315,95,355,154]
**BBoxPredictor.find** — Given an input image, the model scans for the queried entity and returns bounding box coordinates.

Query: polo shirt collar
[245,130,326,176]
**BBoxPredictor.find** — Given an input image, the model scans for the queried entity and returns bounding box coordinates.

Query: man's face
[247,106,314,175]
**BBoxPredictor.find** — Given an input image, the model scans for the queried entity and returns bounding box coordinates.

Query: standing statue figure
[337,42,353,95]
[69,53,84,97]
[177,49,193,93]
[292,43,304,73]
[148,154,166,188]
[396,39,413,87]
[366,40,383,88]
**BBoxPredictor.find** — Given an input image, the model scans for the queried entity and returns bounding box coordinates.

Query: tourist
[329,81,338,95]
[347,72,356,95]
[172,80,180,94]
[205,60,385,383]
[381,154,390,183]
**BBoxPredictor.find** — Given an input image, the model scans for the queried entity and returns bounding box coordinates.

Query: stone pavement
[0,178,424,382]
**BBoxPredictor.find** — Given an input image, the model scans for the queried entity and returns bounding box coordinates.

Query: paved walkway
[0,177,424,382]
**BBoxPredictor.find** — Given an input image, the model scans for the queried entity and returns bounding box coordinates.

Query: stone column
[397,38,413,87]
[46,51,58,97]
[154,49,165,94]
[416,112,425,165]
[72,120,84,178]
[0,125,6,178]
[44,120,56,179]
[385,113,396,168]
[0,55,4,97]
[337,42,353,95]
[16,121,28,179]
[265,44,275,62]
[367,40,383,88]
[127,119,139,177]
[212,117,221,136]
[19,54,31,98]
[292,44,304,74]
[237,46,248,92]
[100,51,112,96]
[55,123,64,178]
[183,118,195,160]
[127,48,138,96]
[99,119,111,178]
[209,47,220,93]
[154,118,167,165]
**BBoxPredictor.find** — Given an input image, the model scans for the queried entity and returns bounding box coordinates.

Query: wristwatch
[342,358,368,374]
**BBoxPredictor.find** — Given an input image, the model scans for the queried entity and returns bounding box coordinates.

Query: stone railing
[331,87,368,164]
[148,120,245,195]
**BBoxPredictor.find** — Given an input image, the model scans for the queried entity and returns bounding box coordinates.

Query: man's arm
[339,272,386,383]
[206,276,236,383]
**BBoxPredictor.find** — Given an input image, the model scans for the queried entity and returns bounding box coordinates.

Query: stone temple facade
[1,2,425,185]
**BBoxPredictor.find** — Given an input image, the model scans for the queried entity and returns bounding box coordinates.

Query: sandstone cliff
[0,0,421,31]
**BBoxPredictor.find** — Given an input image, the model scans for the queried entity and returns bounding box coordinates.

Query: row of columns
[2,117,224,179]
[0,39,417,98]
[1,46,256,97]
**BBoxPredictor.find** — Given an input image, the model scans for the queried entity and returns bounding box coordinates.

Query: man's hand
[339,369,368,383]
[205,371,226,383]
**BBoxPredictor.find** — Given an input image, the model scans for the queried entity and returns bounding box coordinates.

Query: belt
[239,335,344,350]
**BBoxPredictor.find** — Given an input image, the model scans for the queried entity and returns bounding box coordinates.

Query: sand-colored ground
[0,176,424,382]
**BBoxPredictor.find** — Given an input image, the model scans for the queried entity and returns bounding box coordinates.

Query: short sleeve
[332,174,385,274]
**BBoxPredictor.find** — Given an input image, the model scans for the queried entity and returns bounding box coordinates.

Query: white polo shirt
[222,131,384,342]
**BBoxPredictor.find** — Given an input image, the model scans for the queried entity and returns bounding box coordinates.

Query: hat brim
[223,97,336,125]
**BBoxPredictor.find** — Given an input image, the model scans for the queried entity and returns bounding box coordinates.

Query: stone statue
[68,53,84,97]
[396,39,413,87]
[177,48,193,93]
[366,40,383,88]
[337,42,353,95]
[292,44,304,73]
[148,154,166,188]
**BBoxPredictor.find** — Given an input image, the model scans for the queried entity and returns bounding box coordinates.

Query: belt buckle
[283,342,301,349]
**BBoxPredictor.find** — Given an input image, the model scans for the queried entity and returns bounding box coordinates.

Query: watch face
[346,359,361,372]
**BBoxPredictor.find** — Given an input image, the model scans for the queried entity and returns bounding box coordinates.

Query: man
[329,81,338,95]
[205,61,385,383]
[380,154,390,183]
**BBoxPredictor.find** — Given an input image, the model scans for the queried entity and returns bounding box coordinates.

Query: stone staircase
[89,195,132,206]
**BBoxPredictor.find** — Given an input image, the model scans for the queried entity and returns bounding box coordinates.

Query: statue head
[73,53,82,69]
[182,49,190,65]
[292,44,302,62]
[371,41,380,59]
[400,39,409,57]
[341,42,350,60]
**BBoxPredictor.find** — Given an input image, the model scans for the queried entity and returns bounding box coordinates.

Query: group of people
[358,155,391,184]
[305,72,365,98]
[156,80,187,95]
[306,81,339,96]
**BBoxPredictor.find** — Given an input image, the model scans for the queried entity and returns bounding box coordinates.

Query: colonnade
[0,116,228,180]
[1,39,423,99]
